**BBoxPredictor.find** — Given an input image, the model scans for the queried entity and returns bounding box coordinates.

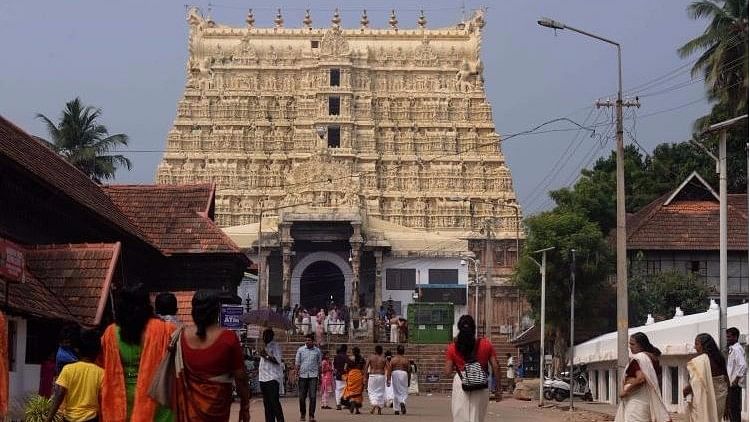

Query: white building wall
[586,356,747,417]
[381,256,469,334]
[8,318,41,412]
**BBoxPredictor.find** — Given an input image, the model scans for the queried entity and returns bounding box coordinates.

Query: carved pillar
[374,249,383,310]
[258,250,272,308]
[281,222,293,308]
[350,222,363,310]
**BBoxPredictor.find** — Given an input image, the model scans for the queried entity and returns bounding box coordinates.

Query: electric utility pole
[595,96,640,376]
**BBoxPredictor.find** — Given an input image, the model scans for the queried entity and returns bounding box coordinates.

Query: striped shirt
[295,345,322,378]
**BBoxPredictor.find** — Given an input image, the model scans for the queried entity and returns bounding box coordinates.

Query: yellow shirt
[55,361,103,422]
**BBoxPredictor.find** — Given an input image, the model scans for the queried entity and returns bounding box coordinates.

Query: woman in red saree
[342,347,366,414]
[175,290,250,422]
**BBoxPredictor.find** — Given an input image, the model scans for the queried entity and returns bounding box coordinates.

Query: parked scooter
[542,376,565,401]
[549,370,593,402]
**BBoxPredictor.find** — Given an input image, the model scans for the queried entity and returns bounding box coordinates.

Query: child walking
[46,329,103,422]
[320,351,335,410]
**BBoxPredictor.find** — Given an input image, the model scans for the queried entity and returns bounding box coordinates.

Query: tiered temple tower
[157,7,521,240]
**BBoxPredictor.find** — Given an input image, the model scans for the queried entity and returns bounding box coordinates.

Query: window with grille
[328,96,340,116]
[645,260,661,275]
[386,268,416,290]
[327,126,340,148]
[428,269,458,284]
[330,69,340,86]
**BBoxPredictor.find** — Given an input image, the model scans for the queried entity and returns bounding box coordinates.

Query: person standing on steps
[505,353,515,393]
[259,328,285,422]
[333,345,349,410]
[295,334,322,422]
[365,345,387,415]
[386,345,411,416]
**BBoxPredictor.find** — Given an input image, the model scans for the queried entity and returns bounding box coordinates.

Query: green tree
[550,145,658,233]
[515,210,614,365]
[36,97,132,183]
[678,0,748,194]
[628,267,711,325]
[678,0,748,117]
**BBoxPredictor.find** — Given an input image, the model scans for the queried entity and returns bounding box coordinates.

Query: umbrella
[241,308,294,330]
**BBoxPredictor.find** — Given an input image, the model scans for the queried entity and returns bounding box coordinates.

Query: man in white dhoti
[684,333,729,422]
[387,345,411,415]
[615,332,671,422]
[366,345,387,415]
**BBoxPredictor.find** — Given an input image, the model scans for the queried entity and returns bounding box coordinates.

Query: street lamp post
[527,247,554,407]
[569,249,576,413]
[692,114,748,350]
[538,17,630,378]
[461,257,481,320]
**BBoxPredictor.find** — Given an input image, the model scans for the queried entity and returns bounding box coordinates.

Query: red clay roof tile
[627,195,748,251]
[0,116,158,251]
[103,185,242,255]
[24,243,119,326]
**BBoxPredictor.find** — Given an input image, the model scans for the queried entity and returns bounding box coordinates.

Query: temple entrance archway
[300,261,345,311]
[291,251,352,309]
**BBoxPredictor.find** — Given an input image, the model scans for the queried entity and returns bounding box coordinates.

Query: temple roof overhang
[222,215,469,258]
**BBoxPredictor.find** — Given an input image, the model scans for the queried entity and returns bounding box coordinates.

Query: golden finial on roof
[303,9,312,29]
[417,10,427,28]
[331,8,342,27]
[360,9,370,29]
[274,8,284,28]
[245,8,255,28]
[389,9,398,30]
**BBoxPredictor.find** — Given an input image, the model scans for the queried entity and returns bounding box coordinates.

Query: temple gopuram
[157,7,526,337]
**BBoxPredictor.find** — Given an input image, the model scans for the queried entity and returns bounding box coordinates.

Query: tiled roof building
[626,172,748,302]
[1,112,251,404]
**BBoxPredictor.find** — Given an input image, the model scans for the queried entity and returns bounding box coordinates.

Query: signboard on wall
[220,304,245,329]
[0,238,25,283]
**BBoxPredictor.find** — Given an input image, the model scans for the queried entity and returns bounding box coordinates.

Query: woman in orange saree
[100,284,175,422]
[342,347,366,414]
[175,290,250,422]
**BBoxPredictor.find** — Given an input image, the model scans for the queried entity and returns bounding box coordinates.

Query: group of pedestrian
[44,285,251,422]
[293,305,347,341]
[259,332,414,422]
[614,329,746,422]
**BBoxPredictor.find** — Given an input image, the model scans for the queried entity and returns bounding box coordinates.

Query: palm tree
[678,0,748,126]
[36,97,132,183]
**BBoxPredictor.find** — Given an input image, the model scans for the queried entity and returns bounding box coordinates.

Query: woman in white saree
[683,333,729,422]
[615,332,672,422]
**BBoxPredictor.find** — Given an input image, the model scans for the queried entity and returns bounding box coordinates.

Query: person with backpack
[444,315,501,422]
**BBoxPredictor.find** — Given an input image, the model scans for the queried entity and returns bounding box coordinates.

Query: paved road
[230,395,616,422]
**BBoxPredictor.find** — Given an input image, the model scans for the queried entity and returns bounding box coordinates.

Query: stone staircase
[277,340,453,393]
[274,331,518,394]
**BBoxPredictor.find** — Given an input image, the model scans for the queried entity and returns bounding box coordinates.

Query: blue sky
[0,1,711,215]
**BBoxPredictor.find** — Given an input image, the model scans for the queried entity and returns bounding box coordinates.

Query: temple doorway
[300,260,345,311]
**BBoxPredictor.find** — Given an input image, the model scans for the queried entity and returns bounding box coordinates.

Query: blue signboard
[220,304,244,330]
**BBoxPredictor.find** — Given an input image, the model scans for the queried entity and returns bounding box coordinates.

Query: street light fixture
[691,114,748,351]
[461,257,481,319]
[527,246,554,407]
[537,17,631,380]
